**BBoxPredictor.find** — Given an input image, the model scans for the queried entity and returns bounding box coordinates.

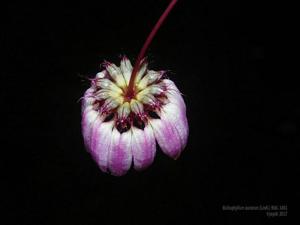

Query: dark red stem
[126,0,178,98]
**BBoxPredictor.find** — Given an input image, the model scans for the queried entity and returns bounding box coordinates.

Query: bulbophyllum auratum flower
[81,0,188,176]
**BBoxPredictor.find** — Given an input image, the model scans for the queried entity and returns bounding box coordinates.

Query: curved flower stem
[126,0,178,99]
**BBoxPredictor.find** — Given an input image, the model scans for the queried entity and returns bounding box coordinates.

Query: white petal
[130,99,144,115]
[137,70,164,90]
[106,63,126,88]
[96,78,123,94]
[135,60,148,84]
[101,97,122,112]
[117,102,130,119]
[120,56,132,86]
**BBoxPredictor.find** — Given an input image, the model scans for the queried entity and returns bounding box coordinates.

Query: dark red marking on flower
[148,111,160,119]
[124,90,136,102]
[104,113,114,122]
[116,118,131,133]
[133,117,146,130]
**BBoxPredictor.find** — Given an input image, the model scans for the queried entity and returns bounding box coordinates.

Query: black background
[2,0,293,224]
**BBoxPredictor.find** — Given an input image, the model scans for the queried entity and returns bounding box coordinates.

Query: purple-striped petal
[81,107,99,150]
[160,102,189,150]
[161,79,188,149]
[150,117,182,159]
[131,125,156,170]
[90,120,114,173]
[108,129,132,176]
[150,80,188,159]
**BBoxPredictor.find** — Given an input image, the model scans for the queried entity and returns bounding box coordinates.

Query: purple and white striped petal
[131,125,156,170]
[108,129,132,176]
[149,79,188,159]
[90,120,114,173]
[81,87,98,148]
[150,117,183,159]
[160,102,188,150]
[81,107,99,150]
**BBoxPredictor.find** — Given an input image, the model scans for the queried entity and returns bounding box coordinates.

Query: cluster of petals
[81,56,188,176]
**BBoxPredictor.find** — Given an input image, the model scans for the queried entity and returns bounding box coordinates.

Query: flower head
[81,57,188,176]
[81,0,187,176]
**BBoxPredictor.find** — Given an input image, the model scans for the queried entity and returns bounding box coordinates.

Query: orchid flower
[81,0,188,176]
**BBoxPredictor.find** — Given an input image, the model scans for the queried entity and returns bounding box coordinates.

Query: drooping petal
[160,102,189,150]
[150,80,188,159]
[90,120,114,173]
[108,129,132,176]
[131,125,156,170]
[81,107,98,150]
[150,116,183,159]
[161,79,188,147]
